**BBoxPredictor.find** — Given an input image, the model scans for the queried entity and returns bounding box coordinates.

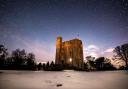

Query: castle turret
[55,36,62,64]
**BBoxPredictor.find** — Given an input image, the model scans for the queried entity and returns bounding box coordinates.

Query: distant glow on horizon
[104,48,114,53]
[89,52,98,58]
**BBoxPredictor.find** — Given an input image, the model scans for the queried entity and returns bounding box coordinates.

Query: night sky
[0,0,128,62]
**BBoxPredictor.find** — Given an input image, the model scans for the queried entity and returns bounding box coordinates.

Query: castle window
[69,58,72,62]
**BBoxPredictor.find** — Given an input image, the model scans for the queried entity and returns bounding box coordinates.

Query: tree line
[0,45,64,71]
[37,43,128,71]
[0,43,128,71]
[84,56,116,71]
[0,45,36,70]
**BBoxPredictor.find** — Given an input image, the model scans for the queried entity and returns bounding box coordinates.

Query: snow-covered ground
[0,70,128,89]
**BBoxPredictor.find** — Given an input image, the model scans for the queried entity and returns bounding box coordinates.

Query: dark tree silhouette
[26,53,36,70]
[37,63,42,70]
[11,49,36,70]
[0,45,8,68]
[50,61,54,68]
[114,43,128,69]
[12,49,27,69]
[95,57,116,70]
[85,56,96,70]
[43,61,64,71]
[0,45,37,70]
[83,62,88,71]
[51,61,54,65]
[86,56,95,61]
[42,63,46,70]
[88,60,95,68]
[95,57,105,70]
[85,56,116,71]
[45,61,50,70]
[6,57,13,66]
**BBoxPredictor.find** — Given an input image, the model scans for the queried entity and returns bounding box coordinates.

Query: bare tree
[114,43,128,69]
[12,49,27,67]
[26,53,36,70]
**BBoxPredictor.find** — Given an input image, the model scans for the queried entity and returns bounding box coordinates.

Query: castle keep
[55,36,84,69]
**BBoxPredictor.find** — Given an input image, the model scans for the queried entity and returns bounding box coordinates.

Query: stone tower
[55,36,84,69]
[55,36,62,64]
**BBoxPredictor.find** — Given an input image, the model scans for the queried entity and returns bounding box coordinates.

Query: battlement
[63,38,81,43]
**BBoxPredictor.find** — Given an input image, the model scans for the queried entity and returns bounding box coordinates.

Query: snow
[0,70,128,89]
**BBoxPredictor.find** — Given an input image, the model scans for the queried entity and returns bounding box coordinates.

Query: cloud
[104,48,114,53]
[84,45,114,59]
[87,45,99,50]
[84,44,99,58]
[102,48,114,59]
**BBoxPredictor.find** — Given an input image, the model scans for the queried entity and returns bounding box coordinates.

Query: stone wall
[55,37,84,69]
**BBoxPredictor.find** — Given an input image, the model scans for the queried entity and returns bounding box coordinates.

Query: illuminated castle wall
[55,36,84,69]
